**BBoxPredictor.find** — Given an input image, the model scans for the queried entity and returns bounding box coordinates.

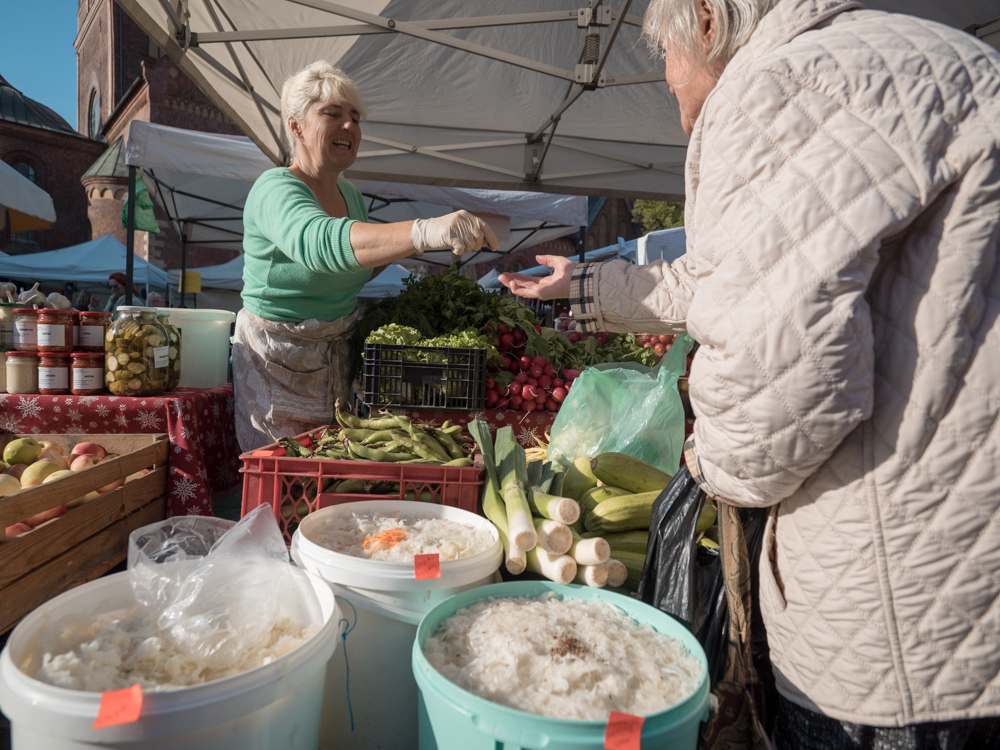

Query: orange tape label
[93,683,143,729]
[604,710,643,750]
[414,553,441,580]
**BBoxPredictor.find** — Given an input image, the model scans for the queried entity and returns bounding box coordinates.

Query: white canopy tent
[124,120,588,273]
[117,0,1000,203]
[0,235,168,289]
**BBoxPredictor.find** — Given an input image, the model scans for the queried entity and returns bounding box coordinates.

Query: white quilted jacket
[575,0,1000,727]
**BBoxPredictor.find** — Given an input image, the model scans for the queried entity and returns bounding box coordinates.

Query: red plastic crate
[239,426,485,545]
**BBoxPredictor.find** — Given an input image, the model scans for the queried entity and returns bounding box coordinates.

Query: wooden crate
[0,433,169,633]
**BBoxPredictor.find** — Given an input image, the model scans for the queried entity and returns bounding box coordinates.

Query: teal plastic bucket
[412,581,710,750]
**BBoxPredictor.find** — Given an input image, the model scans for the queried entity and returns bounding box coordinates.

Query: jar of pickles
[78,311,111,352]
[13,308,39,351]
[105,306,169,396]
[156,312,182,392]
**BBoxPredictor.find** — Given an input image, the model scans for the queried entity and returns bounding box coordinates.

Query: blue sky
[1,0,80,129]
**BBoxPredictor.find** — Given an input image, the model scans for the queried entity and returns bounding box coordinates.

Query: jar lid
[36,308,72,315]
[116,306,156,313]
[79,311,112,318]
[39,352,71,358]
[5,351,39,357]
[12,308,38,314]
[0,302,18,307]
[70,352,104,359]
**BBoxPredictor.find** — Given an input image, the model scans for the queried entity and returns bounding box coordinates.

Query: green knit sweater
[241,167,372,322]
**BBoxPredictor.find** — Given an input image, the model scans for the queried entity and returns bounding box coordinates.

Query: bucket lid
[291,500,502,594]
[116,305,157,313]
[156,307,236,323]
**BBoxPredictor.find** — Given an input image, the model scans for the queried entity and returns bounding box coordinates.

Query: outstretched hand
[498,255,575,301]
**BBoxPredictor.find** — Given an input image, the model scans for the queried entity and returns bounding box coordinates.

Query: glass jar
[71,311,81,348]
[6,351,39,394]
[105,306,169,396]
[36,309,74,353]
[78,311,112,353]
[156,313,182,392]
[0,302,18,349]
[38,353,71,395]
[13,308,39,352]
[71,352,106,395]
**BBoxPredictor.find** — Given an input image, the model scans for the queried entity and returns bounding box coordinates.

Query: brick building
[75,0,243,270]
[0,74,104,255]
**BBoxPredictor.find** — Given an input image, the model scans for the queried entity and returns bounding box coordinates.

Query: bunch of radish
[636,333,676,359]
[484,351,581,413]
[565,330,613,346]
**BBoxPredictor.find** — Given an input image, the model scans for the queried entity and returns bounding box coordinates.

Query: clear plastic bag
[127,505,299,672]
[547,334,693,474]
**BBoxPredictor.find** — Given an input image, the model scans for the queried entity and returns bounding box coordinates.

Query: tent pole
[578,226,586,263]
[180,222,189,308]
[125,166,136,306]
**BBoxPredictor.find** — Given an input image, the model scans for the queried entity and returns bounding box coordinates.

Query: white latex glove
[411,210,500,256]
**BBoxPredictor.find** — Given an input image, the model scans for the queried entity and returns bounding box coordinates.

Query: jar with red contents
[77,311,111,352]
[38,353,71,395]
[36,309,74,353]
[70,352,106,395]
[12,308,38,352]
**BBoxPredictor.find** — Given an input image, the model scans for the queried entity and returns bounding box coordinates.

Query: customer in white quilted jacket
[500,0,1000,747]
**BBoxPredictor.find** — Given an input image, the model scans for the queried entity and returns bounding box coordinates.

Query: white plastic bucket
[0,569,340,750]
[290,500,502,750]
[156,307,235,389]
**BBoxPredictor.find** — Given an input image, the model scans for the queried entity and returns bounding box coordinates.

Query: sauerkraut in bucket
[423,593,704,721]
[307,509,495,562]
[28,506,317,692]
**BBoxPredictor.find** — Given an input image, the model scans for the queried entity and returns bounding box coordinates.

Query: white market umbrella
[0,159,56,232]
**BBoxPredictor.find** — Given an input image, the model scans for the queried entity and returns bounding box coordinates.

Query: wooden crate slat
[0,467,167,589]
[0,494,166,634]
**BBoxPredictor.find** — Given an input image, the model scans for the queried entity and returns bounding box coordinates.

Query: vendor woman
[233,61,498,451]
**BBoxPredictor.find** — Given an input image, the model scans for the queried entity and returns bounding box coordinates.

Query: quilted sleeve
[569,256,699,334]
[685,68,922,507]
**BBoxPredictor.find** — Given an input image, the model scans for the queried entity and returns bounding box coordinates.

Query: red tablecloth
[398,408,557,447]
[0,386,240,517]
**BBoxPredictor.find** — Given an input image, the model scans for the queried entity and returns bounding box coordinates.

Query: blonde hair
[642,0,779,75]
[280,61,368,159]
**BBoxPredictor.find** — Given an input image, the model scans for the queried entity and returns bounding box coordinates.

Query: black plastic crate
[361,342,486,410]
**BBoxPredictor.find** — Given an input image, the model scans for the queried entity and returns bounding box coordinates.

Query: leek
[533,517,572,555]
[495,427,537,552]
[528,491,580,525]
[468,420,525,574]
[574,563,609,588]
[525,546,576,584]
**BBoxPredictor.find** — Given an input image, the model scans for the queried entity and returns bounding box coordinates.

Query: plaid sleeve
[569,262,601,332]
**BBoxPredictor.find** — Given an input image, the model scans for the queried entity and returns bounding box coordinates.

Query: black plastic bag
[637,464,730,683]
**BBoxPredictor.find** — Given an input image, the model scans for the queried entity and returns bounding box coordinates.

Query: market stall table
[0,386,239,517]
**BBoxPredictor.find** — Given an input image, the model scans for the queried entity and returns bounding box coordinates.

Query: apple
[70,454,101,472]
[42,470,76,484]
[4,522,32,541]
[98,477,126,494]
[23,504,68,528]
[20,461,63,488]
[37,453,70,472]
[70,442,108,460]
[0,474,22,497]
[3,438,42,466]
[125,469,150,483]
[5,464,27,481]
[39,440,64,456]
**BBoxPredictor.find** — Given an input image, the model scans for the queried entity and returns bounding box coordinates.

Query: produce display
[104,308,170,396]
[34,610,311,692]
[422,594,704,720]
[1,436,144,541]
[469,420,717,591]
[356,268,661,415]
[305,509,495,562]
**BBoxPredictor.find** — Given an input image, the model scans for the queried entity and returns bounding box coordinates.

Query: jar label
[153,346,169,369]
[14,320,36,345]
[37,323,67,347]
[0,321,13,347]
[79,326,105,347]
[39,366,70,390]
[73,367,104,390]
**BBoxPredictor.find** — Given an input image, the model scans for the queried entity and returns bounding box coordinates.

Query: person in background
[233,60,499,452]
[102,272,140,314]
[500,0,1000,747]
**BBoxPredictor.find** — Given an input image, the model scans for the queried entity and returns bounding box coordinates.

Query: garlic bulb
[0,282,16,303]
[18,282,46,308]
[45,292,73,310]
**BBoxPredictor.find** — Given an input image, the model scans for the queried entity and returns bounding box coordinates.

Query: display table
[0,386,240,517]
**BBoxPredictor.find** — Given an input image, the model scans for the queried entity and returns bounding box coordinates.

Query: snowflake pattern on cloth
[15,397,43,419]
[134,410,163,430]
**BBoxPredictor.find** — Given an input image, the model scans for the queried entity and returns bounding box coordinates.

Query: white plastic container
[0,569,340,750]
[156,307,235,389]
[290,500,502,750]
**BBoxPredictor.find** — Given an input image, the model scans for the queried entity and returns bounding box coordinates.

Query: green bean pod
[345,439,411,463]
[433,429,466,460]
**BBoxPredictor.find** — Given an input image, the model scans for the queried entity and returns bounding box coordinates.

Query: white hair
[642,0,779,75]
[280,61,368,159]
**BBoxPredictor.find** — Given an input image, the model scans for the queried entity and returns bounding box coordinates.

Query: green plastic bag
[547,334,693,475]
[121,174,160,234]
